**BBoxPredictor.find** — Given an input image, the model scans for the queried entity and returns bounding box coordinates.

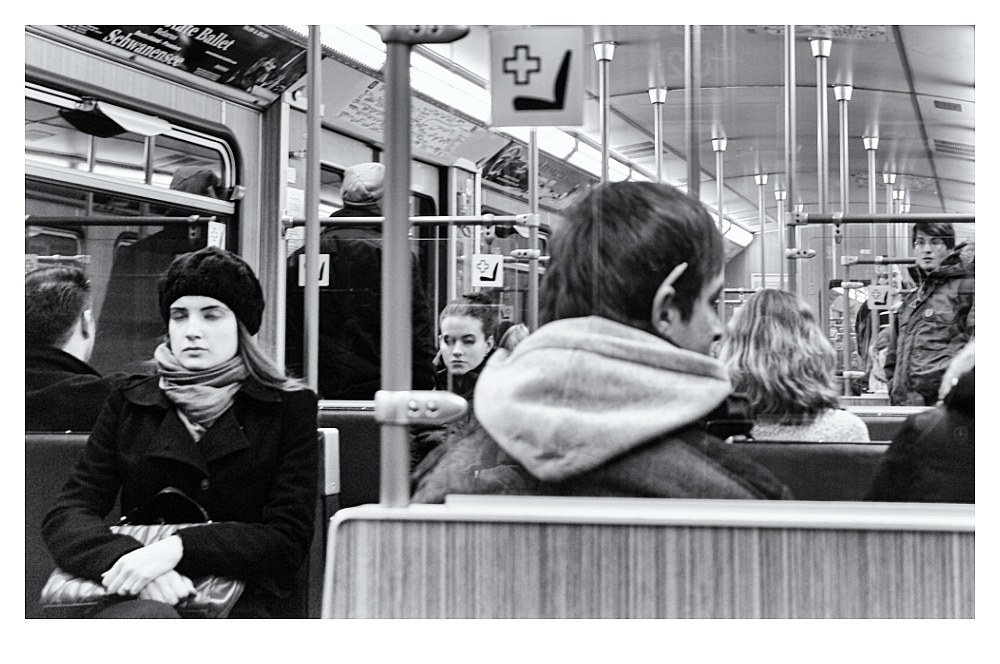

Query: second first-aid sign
[490,27,585,127]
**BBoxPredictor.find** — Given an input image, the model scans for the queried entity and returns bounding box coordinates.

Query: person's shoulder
[827,408,871,441]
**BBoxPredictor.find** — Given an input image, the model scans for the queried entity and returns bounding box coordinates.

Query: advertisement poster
[60,25,306,95]
[479,140,592,211]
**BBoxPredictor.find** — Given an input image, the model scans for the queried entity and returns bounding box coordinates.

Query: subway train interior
[25,24,975,621]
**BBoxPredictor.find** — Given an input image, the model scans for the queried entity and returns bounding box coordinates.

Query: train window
[25,84,234,201]
[25,82,238,376]
[91,130,147,183]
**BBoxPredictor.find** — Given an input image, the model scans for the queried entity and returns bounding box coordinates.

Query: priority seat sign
[490,27,585,127]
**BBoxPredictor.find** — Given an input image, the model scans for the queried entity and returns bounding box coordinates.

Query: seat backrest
[323,496,975,618]
[25,433,91,619]
[317,406,380,508]
[734,441,888,501]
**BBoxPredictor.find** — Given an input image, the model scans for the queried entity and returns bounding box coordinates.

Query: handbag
[40,489,245,619]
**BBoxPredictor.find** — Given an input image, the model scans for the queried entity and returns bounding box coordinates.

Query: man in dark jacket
[26,266,125,431]
[867,339,974,503]
[412,182,791,502]
[885,222,974,406]
[285,162,437,400]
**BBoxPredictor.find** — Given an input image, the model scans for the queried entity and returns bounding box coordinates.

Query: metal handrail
[26,214,216,227]
[790,212,974,225]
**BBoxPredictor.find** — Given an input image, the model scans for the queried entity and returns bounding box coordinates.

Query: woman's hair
[498,323,529,351]
[439,292,498,341]
[717,289,839,421]
[237,321,305,392]
[540,181,722,333]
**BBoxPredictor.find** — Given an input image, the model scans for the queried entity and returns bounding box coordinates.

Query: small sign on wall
[472,253,503,288]
[298,253,330,287]
[208,221,227,248]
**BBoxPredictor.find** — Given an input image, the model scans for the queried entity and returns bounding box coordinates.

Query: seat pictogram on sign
[503,45,541,85]
[514,51,571,111]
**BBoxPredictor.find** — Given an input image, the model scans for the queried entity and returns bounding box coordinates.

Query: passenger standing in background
[285,162,437,400]
[885,222,974,406]
[26,266,126,432]
[412,182,790,502]
[867,339,974,503]
[43,247,318,618]
[716,289,870,442]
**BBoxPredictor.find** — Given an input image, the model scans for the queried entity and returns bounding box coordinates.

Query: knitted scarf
[155,343,249,442]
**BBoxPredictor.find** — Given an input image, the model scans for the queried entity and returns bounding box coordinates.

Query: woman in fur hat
[43,246,318,618]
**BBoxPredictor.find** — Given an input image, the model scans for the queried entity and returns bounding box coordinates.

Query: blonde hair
[717,289,839,421]
[237,321,305,392]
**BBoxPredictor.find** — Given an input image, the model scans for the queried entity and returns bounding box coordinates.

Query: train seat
[849,406,931,442]
[25,429,339,619]
[322,495,974,618]
[317,404,381,508]
[734,441,888,501]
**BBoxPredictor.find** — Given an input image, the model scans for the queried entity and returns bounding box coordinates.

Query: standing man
[285,162,437,400]
[885,221,974,406]
[26,266,126,431]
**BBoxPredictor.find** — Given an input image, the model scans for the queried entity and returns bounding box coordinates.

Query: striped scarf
[155,343,249,442]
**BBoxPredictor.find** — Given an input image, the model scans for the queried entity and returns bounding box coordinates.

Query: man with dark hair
[412,182,790,502]
[285,162,437,400]
[885,221,974,406]
[26,266,125,431]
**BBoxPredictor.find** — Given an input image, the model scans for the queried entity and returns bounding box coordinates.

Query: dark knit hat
[158,246,265,334]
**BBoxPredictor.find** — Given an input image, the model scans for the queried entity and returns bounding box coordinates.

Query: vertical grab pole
[755,174,768,288]
[379,36,413,508]
[783,25,798,296]
[883,172,897,258]
[528,129,540,332]
[595,42,616,183]
[649,88,667,183]
[865,137,879,258]
[811,37,832,341]
[775,188,787,290]
[835,84,853,396]
[713,137,727,321]
[303,25,322,394]
[685,26,702,199]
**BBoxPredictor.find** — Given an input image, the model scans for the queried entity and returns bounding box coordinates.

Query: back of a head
[539,181,722,333]
[341,162,385,208]
[718,288,839,417]
[26,266,91,349]
[440,292,499,341]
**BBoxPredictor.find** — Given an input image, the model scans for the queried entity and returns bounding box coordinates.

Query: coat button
[200,479,211,491]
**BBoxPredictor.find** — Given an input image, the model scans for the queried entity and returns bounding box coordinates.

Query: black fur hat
[158,246,265,334]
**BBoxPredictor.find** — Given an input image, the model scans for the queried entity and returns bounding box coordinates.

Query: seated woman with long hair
[42,247,318,618]
[717,289,869,442]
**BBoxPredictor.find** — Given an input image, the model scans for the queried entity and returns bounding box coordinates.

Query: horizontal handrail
[26,214,216,227]
[790,212,974,225]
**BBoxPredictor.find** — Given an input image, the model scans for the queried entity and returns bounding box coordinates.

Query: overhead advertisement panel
[59,25,307,97]
[490,26,585,127]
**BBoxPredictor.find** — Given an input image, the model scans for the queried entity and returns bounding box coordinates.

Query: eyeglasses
[913,237,946,248]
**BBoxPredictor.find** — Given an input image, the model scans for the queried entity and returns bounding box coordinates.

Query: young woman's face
[168,295,239,371]
[440,314,492,376]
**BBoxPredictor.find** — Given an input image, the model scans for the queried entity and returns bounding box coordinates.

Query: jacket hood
[473,316,732,482]
[908,242,973,284]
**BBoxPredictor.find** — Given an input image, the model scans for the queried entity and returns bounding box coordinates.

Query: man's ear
[486,335,495,352]
[80,309,94,340]
[650,263,688,337]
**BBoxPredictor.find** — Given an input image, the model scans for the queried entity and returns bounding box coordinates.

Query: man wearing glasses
[884,222,975,406]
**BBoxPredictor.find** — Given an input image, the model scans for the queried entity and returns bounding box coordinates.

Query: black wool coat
[26,346,126,432]
[42,375,319,618]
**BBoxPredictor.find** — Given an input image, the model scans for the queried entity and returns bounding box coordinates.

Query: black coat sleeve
[41,390,145,580]
[173,389,319,580]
